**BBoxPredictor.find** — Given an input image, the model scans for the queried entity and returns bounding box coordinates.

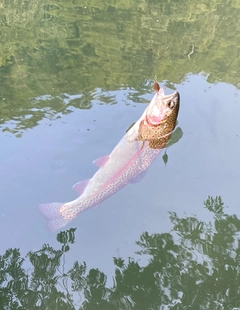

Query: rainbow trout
[39,82,180,231]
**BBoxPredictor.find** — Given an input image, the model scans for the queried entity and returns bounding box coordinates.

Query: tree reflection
[0,0,240,136]
[1,196,240,309]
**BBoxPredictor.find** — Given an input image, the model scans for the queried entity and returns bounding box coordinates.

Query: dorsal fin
[154,81,160,93]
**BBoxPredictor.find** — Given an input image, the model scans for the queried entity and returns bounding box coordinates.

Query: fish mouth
[146,91,179,126]
[164,91,179,100]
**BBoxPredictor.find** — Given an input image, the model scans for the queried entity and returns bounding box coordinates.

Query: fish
[39,81,180,231]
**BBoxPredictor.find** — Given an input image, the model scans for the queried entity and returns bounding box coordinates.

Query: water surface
[0,0,240,308]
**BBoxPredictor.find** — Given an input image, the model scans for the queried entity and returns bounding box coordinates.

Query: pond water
[0,1,240,309]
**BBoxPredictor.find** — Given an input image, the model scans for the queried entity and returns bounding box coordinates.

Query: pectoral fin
[93,155,110,167]
[129,170,147,183]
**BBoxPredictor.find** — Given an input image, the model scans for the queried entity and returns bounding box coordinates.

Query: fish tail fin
[39,202,73,232]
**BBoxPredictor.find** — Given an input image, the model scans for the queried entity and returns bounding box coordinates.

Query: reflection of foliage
[1,197,240,309]
[0,0,239,136]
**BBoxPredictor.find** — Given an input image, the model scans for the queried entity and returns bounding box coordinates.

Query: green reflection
[0,0,239,136]
[1,196,240,309]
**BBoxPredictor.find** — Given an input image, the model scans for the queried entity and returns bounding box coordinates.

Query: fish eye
[167,101,175,109]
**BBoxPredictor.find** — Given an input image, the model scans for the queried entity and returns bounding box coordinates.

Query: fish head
[138,81,180,144]
[145,82,179,127]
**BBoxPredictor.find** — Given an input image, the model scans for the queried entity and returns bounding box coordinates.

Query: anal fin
[73,179,90,195]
